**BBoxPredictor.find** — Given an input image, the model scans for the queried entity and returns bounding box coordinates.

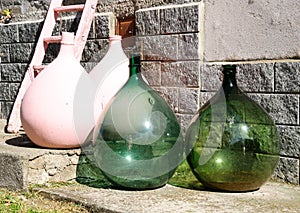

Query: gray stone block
[82,39,109,62]
[141,35,178,61]
[238,63,274,92]
[141,61,161,86]
[136,9,160,36]
[0,101,13,119]
[204,0,300,61]
[161,61,199,87]
[0,83,10,101]
[199,91,215,107]
[10,43,33,63]
[18,21,42,43]
[0,153,27,190]
[160,4,200,34]
[0,25,18,44]
[0,63,27,82]
[200,64,222,91]
[94,14,114,39]
[179,88,198,114]
[178,33,200,60]
[177,113,194,135]
[0,127,82,190]
[278,125,300,158]
[43,43,60,63]
[273,157,299,185]
[155,87,179,113]
[0,44,10,63]
[248,94,299,125]
[200,63,275,92]
[275,62,300,93]
[9,83,20,101]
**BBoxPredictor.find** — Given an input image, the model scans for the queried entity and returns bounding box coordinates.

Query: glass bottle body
[186,65,280,192]
[93,55,183,190]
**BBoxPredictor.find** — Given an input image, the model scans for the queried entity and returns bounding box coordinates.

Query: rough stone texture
[18,22,42,43]
[141,35,178,61]
[0,44,10,63]
[249,94,299,125]
[36,182,300,213]
[274,157,300,185]
[0,25,19,44]
[275,62,300,93]
[278,126,300,158]
[0,120,81,190]
[9,43,33,63]
[204,0,300,61]
[0,63,27,82]
[155,87,179,113]
[160,4,200,34]
[0,102,13,119]
[178,88,198,114]
[238,63,275,92]
[136,9,160,36]
[178,33,200,60]
[161,61,199,87]
[141,61,161,86]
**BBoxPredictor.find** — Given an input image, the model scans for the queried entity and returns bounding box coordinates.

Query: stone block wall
[0,0,299,186]
[135,1,300,185]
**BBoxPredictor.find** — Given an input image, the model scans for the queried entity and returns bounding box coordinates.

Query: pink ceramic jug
[21,32,95,148]
[89,35,129,122]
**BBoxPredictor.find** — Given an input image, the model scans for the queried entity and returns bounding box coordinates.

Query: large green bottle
[93,54,184,190]
[186,65,280,192]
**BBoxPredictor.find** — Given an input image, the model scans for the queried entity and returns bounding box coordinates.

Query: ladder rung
[54,5,85,13]
[44,36,62,44]
[33,65,46,72]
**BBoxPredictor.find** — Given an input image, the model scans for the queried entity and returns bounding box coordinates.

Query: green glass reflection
[93,54,183,190]
[186,65,280,192]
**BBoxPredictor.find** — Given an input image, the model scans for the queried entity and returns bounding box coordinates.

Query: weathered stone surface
[155,87,179,113]
[18,21,42,43]
[0,25,18,44]
[0,44,10,63]
[136,9,160,36]
[200,64,222,91]
[0,63,27,82]
[177,113,194,135]
[9,43,33,63]
[275,62,300,93]
[278,125,300,158]
[94,14,114,39]
[161,61,199,87]
[160,3,200,34]
[141,35,178,61]
[0,102,13,119]
[141,61,161,86]
[238,63,274,92]
[178,33,200,60]
[199,91,215,106]
[248,94,299,125]
[178,88,198,114]
[9,83,20,101]
[0,83,10,101]
[274,157,299,185]
[204,0,300,61]
[43,43,60,63]
[0,153,26,190]
[200,63,275,92]
[82,39,109,62]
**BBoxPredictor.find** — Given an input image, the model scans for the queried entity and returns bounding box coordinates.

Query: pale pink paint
[21,32,95,148]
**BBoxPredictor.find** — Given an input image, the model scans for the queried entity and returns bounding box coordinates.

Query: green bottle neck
[222,65,238,93]
[129,55,142,77]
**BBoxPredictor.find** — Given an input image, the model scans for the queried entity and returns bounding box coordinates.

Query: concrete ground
[36,181,300,213]
[1,120,300,212]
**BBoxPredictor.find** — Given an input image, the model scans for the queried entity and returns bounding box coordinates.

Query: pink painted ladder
[6,0,97,133]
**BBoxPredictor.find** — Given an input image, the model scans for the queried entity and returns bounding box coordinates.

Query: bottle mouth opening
[222,65,237,74]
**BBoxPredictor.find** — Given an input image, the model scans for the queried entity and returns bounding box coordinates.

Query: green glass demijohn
[186,65,280,192]
[93,54,183,190]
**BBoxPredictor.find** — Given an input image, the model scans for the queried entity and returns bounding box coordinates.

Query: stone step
[0,119,81,190]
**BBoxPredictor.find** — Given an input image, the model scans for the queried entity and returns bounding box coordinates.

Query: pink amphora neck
[57,32,75,57]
